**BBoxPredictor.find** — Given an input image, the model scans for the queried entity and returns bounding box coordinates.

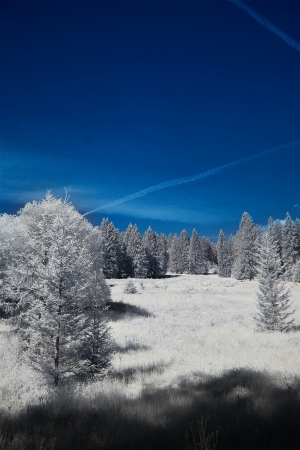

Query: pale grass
[1,274,299,411]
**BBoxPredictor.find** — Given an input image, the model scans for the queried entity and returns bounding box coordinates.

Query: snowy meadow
[1,274,300,449]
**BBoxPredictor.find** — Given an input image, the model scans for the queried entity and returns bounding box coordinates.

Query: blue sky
[1,0,299,239]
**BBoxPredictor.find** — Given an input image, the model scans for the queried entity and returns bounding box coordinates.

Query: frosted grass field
[1,274,299,412]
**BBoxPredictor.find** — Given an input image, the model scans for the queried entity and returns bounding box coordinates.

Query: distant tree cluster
[227,212,300,283]
[99,211,300,284]
[98,220,217,278]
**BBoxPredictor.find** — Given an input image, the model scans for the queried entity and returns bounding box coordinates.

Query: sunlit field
[1,274,300,449]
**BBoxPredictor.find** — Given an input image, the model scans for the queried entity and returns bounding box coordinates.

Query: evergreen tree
[201,236,215,269]
[0,214,27,318]
[99,218,121,278]
[124,224,148,278]
[169,234,181,273]
[118,232,134,278]
[267,217,284,277]
[143,227,160,278]
[79,270,111,378]
[232,212,257,280]
[281,213,296,280]
[227,234,235,272]
[189,229,208,274]
[255,231,294,332]
[157,233,168,276]
[5,193,111,385]
[178,230,190,273]
[217,230,231,277]
[293,259,300,283]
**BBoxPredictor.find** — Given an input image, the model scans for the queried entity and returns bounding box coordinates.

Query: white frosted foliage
[255,231,295,332]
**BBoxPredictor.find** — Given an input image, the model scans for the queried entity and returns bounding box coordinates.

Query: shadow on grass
[105,301,153,321]
[0,368,299,449]
[109,361,168,384]
[110,340,150,354]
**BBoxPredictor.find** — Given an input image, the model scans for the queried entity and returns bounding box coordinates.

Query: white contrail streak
[229,0,300,52]
[83,140,300,216]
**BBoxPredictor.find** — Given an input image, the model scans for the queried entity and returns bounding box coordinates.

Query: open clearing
[1,274,300,411]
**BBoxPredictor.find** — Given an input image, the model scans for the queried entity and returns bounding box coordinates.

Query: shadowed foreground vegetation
[0,369,299,450]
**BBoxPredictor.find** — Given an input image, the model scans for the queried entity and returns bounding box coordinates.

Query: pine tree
[143,227,160,278]
[232,212,257,280]
[178,230,190,273]
[99,218,121,278]
[217,230,231,277]
[189,229,208,274]
[169,234,181,273]
[255,231,294,332]
[118,232,134,278]
[201,237,215,269]
[79,270,111,378]
[267,217,284,277]
[6,193,111,385]
[157,233,168,276]
[124,224,148,278]
[227,234,235,273]
[0,214,27,318]
[292,219,300,261]
[293,259,300,283]
[281,213,296,280]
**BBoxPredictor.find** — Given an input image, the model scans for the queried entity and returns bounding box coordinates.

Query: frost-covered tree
[143,227,160,278]
[99,218,121,278]
[118,232,133,278]
[169,234,181,273]
[255,231,294,332]
[124,279,137,294]
[217,230,231,277]
[79,270,111,378]
[0,214,27,318]
[5,193,111,385]
[232,212,257,280]
[281,213,296,280]
[189,229,208,274]
[124,224,148,278]
[294,219,300,259]
[157,233,168,276]
[177,230,190,273]
[227,234,235,273]
[293,259,300,283]
[201,236,215,269]
[267,217,283,277]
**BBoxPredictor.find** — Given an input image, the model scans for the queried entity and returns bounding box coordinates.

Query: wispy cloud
[229,0,300,52]
[83,141,300,216]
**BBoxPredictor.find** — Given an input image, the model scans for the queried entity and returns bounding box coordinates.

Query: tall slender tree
[99,218,121,278]
[178,230,190,273]
[281,213,296,280]
[217,230,231,277]
[169,234,181,273]
[232,212,257,280]
[143,227,160,278]
[255,231,294,332]
[124,224,148,278]
[189,229,208,274]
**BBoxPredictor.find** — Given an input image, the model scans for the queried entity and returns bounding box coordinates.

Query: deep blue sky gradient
[1,0,299,239]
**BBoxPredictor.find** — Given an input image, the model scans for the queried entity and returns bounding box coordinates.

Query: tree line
[99,211,300,283]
